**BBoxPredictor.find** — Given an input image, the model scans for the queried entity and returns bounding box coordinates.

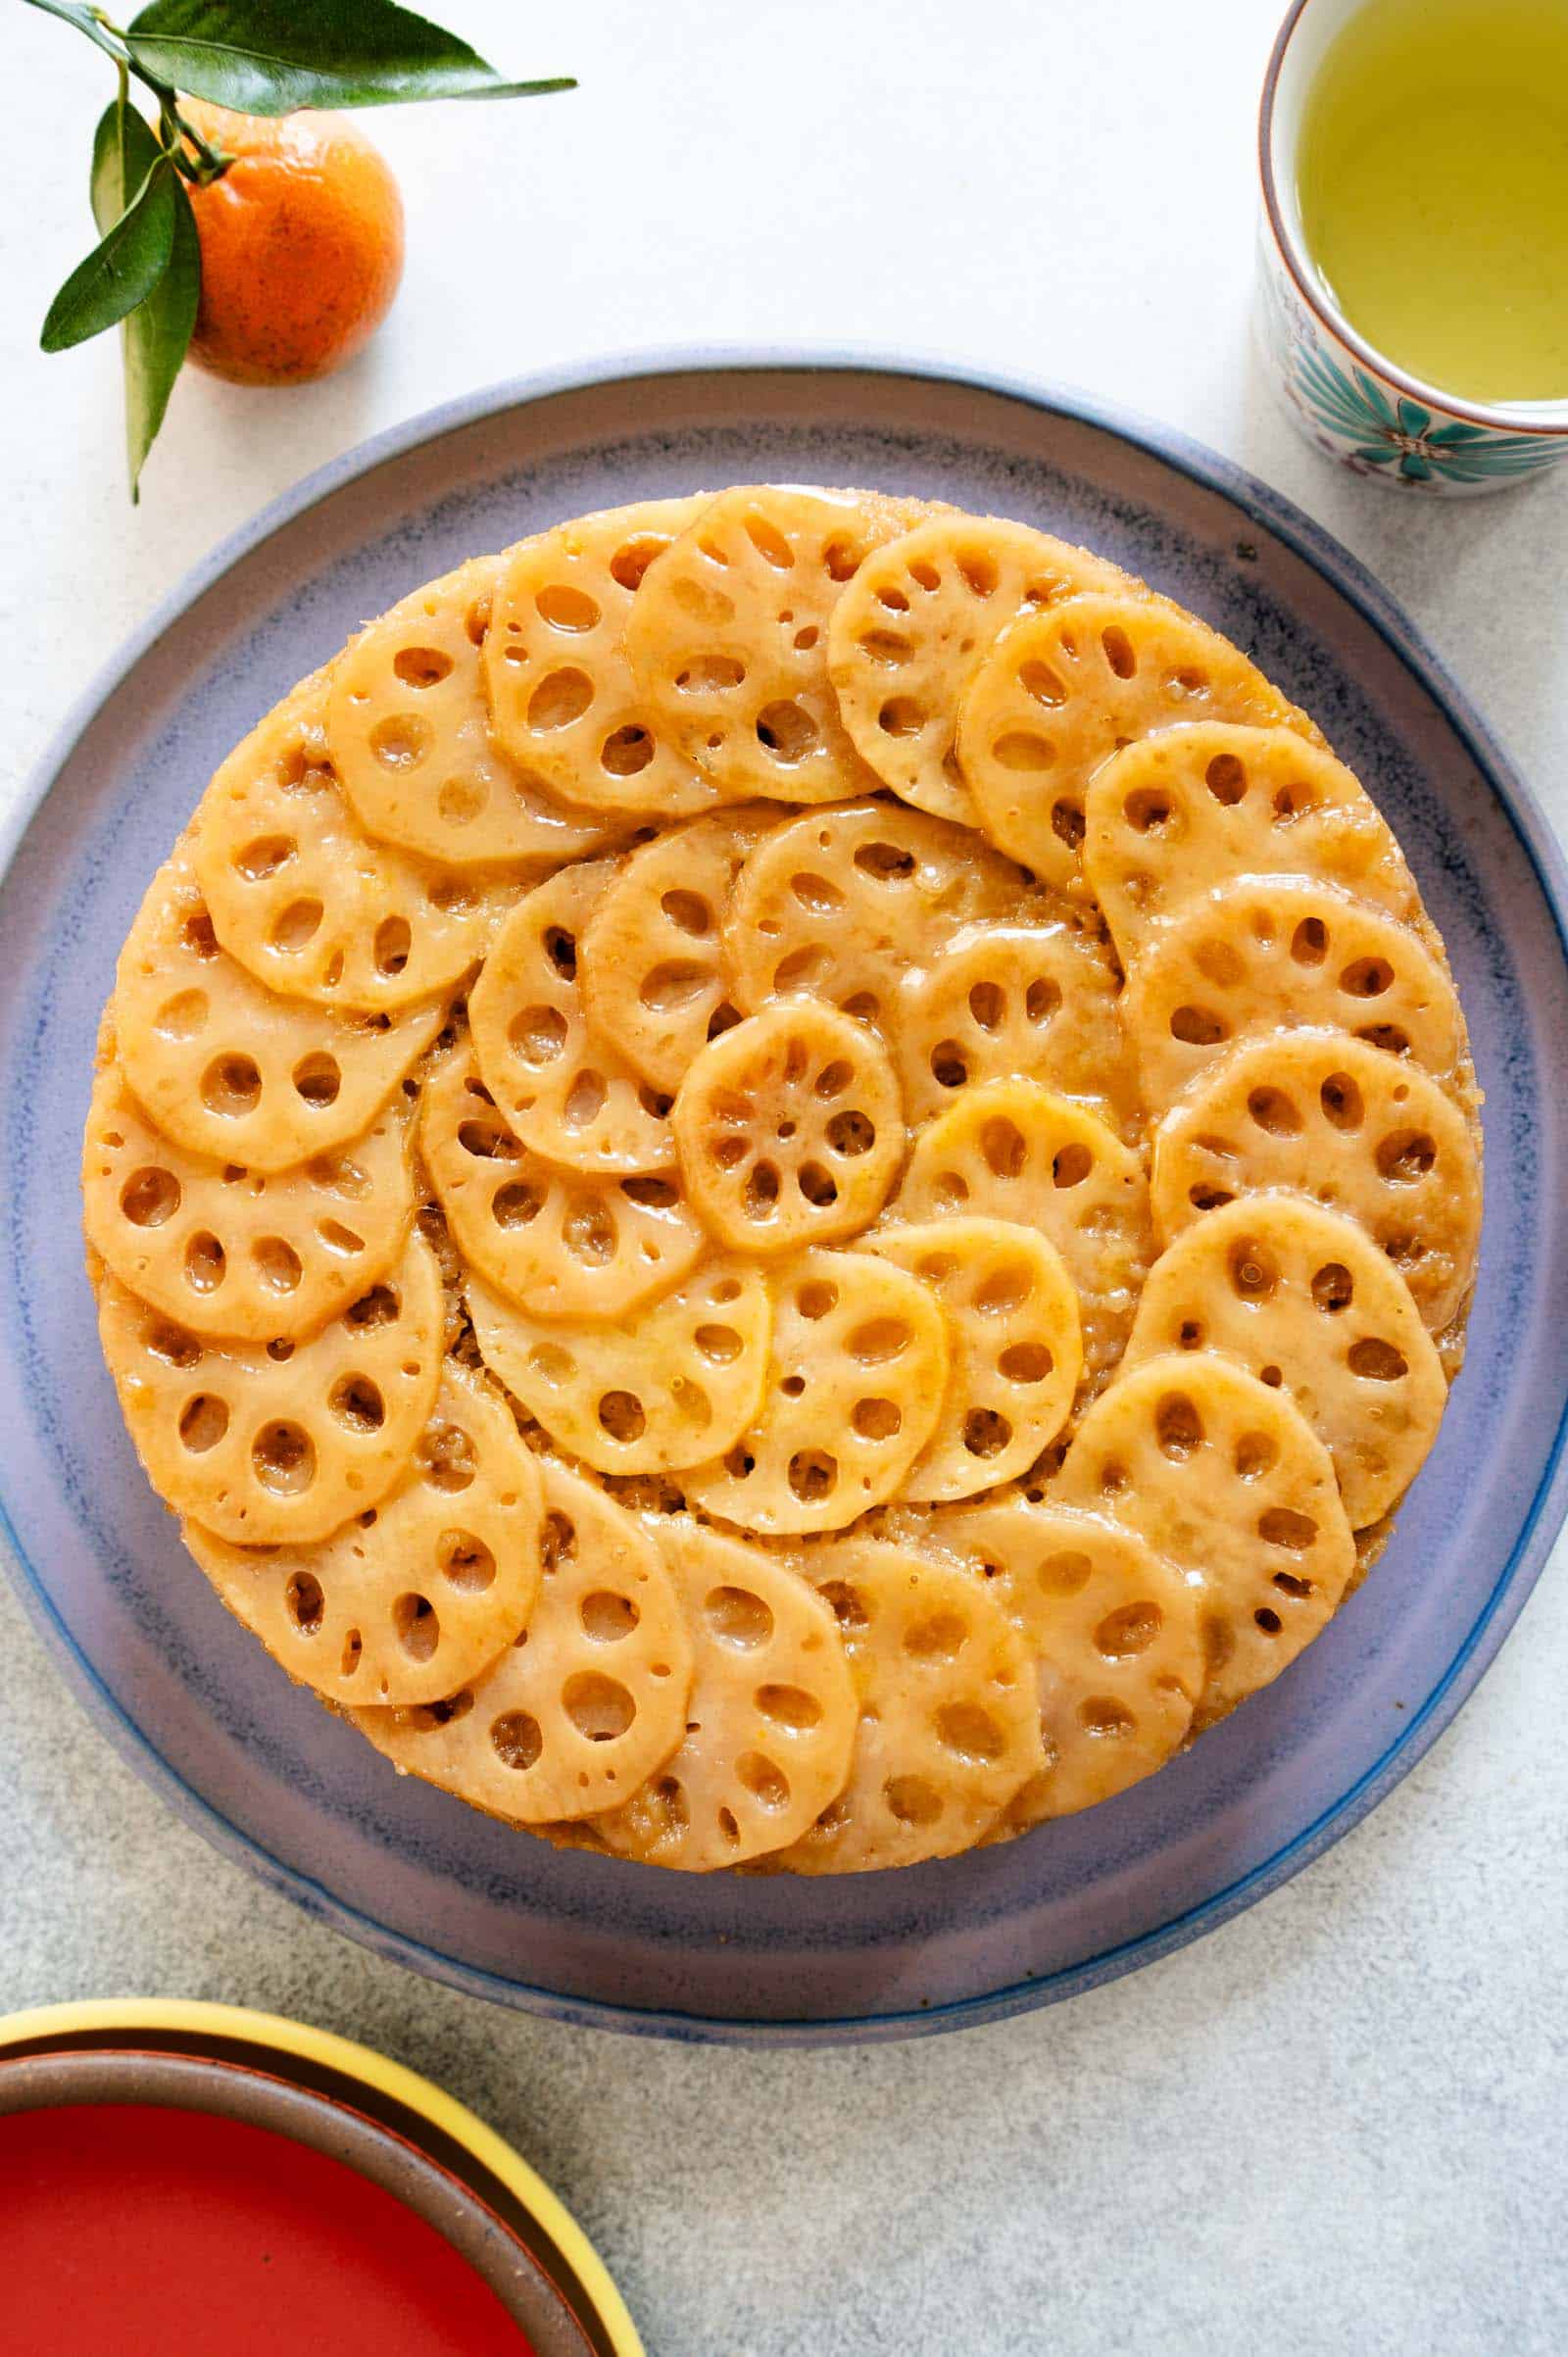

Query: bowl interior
[0,2047,603,2355]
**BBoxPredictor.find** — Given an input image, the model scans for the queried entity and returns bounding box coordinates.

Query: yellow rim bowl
[0,1996,643,2357]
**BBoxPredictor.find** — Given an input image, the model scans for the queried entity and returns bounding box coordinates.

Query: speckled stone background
[2,5,1565,2351]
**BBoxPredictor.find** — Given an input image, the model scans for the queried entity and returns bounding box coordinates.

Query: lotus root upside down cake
[85,485,1481,1874]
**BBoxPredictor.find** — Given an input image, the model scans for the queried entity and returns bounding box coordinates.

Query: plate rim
[4,344,1566,2044]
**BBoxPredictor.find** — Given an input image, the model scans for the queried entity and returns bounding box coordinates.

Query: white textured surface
[2,4,1566,2351]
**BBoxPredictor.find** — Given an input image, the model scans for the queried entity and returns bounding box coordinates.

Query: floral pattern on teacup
[1256,230,1564,493]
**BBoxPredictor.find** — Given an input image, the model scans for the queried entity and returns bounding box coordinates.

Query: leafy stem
[28,0,576,497]
[27,6,237,180]
[85,4,128,55]
[156,93,232,184]
[24,0,126,65]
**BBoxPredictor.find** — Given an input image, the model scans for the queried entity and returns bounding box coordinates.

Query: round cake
[82,486,1482,1875]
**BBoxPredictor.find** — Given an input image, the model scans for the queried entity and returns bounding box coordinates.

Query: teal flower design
[1292,346,1557,484]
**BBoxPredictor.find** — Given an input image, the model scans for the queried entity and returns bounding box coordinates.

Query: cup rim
[1258,0,1568,438]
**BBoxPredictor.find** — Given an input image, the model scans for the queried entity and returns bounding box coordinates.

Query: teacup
[1255,0,1568,494]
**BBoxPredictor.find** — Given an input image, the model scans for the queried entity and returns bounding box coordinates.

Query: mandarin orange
[181,102,405,386]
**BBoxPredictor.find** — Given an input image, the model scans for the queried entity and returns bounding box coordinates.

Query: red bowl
[0,2003,642,2357]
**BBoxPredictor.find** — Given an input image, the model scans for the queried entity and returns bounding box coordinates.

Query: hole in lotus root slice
[482,497,729,817]
[466,1257,770,1476]
[1082,722,1422,966]
[918,1497,1202,1827]
[896,917,1138,1135]
[623,486,928,803]
[725,798,1031,1026]
[682,1249,948,1535]
[113,854,445,1175]
[595,1519,857,1870]
[825,515,1142,827]
[95,1230,444,1546]
[328,553,623,869]
[959,594,1318,896]
[189,673,514,1014]
[350,1457,694,1823]
[1052,1350,1355,1723]
[897,1081,1152,1393]
[82,1060,416,1344]
[770,1539,1042,1873]
[578,806,778,1092]
[1123,875,1464,1117]
[183,1362,545,1705]
[861,1220,1082,1500]
[1120,1196,1446,1527]
[1149,1031,1481,1334]
[469,859,678,1173]
[420,1048,705,1321]
[673,1002,904,1253]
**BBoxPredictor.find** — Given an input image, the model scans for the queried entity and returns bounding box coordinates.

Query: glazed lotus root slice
[82,1059,415,1343]
[959,593,1316,894]
[183,1362,545,1705]
[419,1052,705,1322]
[595,1520,857,1871]
[327,555,619,869]
[1083,722,1420,964]
[772,1540,1042,1873]
[1150,1029,1481,1335]
[1123,874,1464,1116]
[623,485,926,803]
[682,1249,949,1535]
[113,854,445,1175]
[191,673,510,1013]
[671,1003,905,1254]
[1053,1350,1356,1722]
[482,497,723,817]
[861,1221,1082,1501]
[354,1456,694,1822]
[825,514,1136,826]
[468,859,675,1173]
[578,806,776,1093]
[897,1082,1152,1390]
[725,798,1029,1027]
[923,1498,1202,1826]
[96,1228,444,1547]
[1121,1196,1446,1527]
[466,1258,770,1477]
[896,918,1137,1135]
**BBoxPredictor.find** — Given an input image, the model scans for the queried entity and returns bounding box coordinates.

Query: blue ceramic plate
[4,355,1565,2044]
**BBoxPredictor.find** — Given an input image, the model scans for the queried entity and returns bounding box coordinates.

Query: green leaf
[20,0,129,65]
[91,99,201,501]
[41,153,174,353]
[124,0,575,113]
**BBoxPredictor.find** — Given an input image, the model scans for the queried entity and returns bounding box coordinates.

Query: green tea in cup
[1296,0,1568,403]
